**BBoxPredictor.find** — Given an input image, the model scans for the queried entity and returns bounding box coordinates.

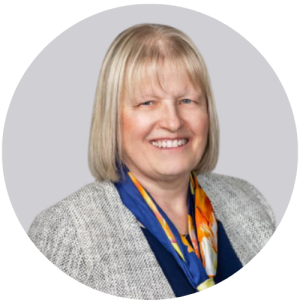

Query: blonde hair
[89,24,219,182]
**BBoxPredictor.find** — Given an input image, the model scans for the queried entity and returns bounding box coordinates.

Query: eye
[140,101,154,106]
[181,99,192,104]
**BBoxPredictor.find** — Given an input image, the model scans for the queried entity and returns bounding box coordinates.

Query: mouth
[150,138,189,149]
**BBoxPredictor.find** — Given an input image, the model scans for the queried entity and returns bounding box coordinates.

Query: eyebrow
[134,89,203,99]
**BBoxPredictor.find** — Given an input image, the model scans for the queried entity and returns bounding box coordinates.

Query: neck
[127,169,190,234]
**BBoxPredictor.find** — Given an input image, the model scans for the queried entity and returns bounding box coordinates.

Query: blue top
[114,171,243,296]
[140,220,242,297]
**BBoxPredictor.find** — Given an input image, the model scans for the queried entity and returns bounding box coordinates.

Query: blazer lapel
[92,181,176,299]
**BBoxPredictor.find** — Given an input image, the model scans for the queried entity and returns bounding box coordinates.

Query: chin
[156,165,193,178]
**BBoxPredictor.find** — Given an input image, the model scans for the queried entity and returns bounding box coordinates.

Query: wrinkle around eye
[139,100,155,106]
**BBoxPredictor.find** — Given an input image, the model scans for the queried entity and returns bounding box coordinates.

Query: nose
[158,103,184,132]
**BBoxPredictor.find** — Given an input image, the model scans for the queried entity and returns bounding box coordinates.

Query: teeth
[151,139,188,148]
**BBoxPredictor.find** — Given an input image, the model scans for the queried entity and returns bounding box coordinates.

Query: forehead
[136,79,200,99]
[124,60,202,99]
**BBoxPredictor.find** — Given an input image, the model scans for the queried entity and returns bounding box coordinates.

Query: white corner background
[1,3,299,233]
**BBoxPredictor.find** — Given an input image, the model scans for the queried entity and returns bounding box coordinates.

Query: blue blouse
[114,175,242,296]
[140,220,242,297]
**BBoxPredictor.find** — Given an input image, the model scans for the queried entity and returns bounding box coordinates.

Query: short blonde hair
[89,24,219,182]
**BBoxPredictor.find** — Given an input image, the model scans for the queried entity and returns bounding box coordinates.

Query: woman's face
[121,64,209,183]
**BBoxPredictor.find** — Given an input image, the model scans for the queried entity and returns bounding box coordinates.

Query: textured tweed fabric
[28,173,276,299]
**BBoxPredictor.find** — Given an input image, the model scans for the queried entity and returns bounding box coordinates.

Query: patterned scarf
[115,169,218,292]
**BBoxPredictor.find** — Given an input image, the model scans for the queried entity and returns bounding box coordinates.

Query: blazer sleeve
[243,179,277,230]
[27,205,87,281]
[225,176,277,264]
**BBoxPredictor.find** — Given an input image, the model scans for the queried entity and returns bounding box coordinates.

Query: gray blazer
[28,173,276,299]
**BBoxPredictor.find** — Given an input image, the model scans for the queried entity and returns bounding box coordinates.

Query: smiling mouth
[151,139,188,149]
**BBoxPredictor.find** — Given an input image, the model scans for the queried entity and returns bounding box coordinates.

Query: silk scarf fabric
[115,169,218,291]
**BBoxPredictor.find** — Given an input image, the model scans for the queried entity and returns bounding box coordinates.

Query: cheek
[122,113,153,137]
[202,117,209,137]
[121,112,152,145]
[121,114,135,151]
[202,121,209,145]
[191,113,209,140]
[121,112,130,147]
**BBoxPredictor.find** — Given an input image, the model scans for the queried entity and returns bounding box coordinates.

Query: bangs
[123,41,206,101]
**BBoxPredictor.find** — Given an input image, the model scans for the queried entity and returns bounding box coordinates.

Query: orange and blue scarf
[115,168,218,292]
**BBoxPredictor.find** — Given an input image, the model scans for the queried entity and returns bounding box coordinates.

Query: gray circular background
[2,5,297,232]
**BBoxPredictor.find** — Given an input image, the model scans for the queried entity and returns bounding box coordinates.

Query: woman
[28,24,276,299]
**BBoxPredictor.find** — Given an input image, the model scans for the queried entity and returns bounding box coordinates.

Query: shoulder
[197,172,276,228]
[27,181,118,262]
[197,173,276,265]
[33,180,118,212]
[27,181,125,287]
[28,181,119,238]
